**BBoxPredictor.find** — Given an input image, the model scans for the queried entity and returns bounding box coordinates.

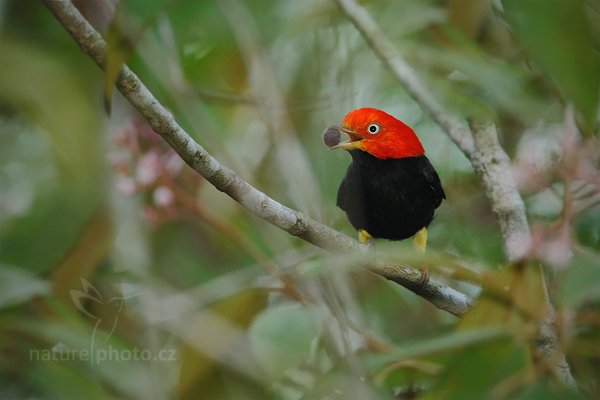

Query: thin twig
[42,0,473,317]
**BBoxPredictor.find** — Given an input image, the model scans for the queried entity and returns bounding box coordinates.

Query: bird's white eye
[367,123,380,135]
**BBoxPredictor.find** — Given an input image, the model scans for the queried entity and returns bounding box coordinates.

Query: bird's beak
[323,125,362,150]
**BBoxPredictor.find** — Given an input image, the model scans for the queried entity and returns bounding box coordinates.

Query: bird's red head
[327,108,425,159]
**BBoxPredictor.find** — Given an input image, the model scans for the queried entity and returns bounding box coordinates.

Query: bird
[323,107,445,251]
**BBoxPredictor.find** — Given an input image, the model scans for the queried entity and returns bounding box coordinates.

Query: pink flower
[136,151,162,186]
[115,175,137,196]
[153,186,175,208]
[142,206,162,228]
[165,152,183,175]
[531,224,572,270]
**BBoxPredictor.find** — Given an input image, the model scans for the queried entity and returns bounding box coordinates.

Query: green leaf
[422,339,529,399]
[366,326,510,373]
[298,363,385,400]
[30,361,109,400]
[103,21,135,113]
[0,264,49,309]
[503,0,600,133]
[0,40,105,275]
[560,253,600,308]
[575,207,600,250]
[176,288,269,398]
[249,303,320,380]
[513,381,585,400]
[103,0,170,111]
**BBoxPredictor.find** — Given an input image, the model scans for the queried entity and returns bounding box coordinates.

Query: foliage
[0,0,598,399]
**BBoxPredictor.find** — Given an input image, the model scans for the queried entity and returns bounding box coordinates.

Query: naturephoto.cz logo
[29,278,176,365]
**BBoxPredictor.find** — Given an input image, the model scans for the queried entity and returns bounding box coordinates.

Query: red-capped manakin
[323,108,445,250]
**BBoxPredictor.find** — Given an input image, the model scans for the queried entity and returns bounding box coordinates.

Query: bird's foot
[413,227,428,253]
[358,229,373,244]
[419,266,430,291]
[413,228,429,289]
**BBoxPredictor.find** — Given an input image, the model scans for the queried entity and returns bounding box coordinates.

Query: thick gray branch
[370,262,473,316]
[42,0,473,317]
[468,120,531,260]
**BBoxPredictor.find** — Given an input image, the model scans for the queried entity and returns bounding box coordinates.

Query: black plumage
[337,150,445,240]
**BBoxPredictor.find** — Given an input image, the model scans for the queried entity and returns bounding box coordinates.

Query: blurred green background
[0,0,599,399]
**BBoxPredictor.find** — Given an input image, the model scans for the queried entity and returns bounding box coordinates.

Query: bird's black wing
[336,177,349,211]
[420,156,446,207]
[336,165,357,211]
[336,161,370,231]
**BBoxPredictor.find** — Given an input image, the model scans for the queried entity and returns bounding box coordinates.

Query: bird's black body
[337,151,445,240]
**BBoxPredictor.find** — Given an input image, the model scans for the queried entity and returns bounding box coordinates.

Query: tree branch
[42,0,473,317]
[332,0,574,386]
[468,120,532,260]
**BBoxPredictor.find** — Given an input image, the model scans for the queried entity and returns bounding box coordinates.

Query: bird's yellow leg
[413,227,428,253]
[358,229,373,244]
[413,227,429,289]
